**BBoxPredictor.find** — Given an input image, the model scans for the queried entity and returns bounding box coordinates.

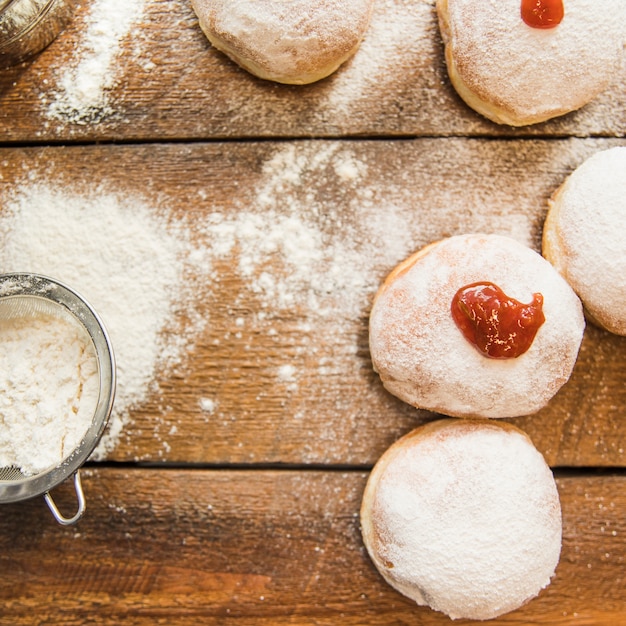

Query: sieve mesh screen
[0,466,27,481]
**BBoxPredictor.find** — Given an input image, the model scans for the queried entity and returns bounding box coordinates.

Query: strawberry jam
[451,282,545,359]
[521,0,564,29]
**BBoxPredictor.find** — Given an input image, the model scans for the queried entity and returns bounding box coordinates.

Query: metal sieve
[0,273,115,525]
[0,0,77,68]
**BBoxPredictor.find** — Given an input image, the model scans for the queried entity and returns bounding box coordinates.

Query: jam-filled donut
[369,234,585,418]
[543,146,626,336]
[360,418,562,621]
[190,0,374,84]
[436,0,625,126]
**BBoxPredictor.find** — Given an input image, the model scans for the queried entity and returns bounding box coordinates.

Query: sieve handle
[43,471,86,525]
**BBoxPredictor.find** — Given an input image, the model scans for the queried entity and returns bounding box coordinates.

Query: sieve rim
[0,272,116,503]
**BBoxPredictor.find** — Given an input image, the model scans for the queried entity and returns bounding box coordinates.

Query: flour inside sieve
[0,294,98,476]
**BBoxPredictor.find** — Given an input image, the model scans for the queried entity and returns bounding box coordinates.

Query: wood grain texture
[0,469,624,625]
[0,138,624,468]
[0,0,624,143]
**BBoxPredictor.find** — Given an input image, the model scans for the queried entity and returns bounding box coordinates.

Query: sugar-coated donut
[436,0,625,126]
[369,234,585,418]
[360,418,562,621]
[190,0,374,85]
[543,147,626,336]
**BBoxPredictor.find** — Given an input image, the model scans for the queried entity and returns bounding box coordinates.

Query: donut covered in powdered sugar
[369,233,585,418]
[436,0,625,126]
[190,0,374,84]
[360,418,562,621]
[543,147,626,335]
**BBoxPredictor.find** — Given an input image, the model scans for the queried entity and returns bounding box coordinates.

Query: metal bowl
[0,0,77,68]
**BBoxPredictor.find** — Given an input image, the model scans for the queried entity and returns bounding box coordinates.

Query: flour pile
[0,184,205,458]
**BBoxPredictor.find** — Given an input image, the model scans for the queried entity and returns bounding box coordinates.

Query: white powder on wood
[321,0,435,117]
[0,182,205,458]
[46,0,146,124]
[201,142,412,323]
[199,397,217,413]
[0,307,99,476]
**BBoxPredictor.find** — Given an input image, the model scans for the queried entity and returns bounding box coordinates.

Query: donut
[369,233,585,418]
[543,147,626,336]
[436,0,625,126]
[360,418,562,621]
[190,0,374,85]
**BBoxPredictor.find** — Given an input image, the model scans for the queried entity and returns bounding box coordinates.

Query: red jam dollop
[451,282,545,359]
[521,0,564,29]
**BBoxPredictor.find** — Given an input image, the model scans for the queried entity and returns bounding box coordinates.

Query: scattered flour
[362,421,562,620]
[277,364,297,381]
[0,305,99,475]
[321,0,434,116]
[46,0,147,124]
[277,364,298,391]
[0,182,206,458]
[199,397,217,414]
[201,142,416,324]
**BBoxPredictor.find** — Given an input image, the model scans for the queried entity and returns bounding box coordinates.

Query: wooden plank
[0,0,624,142]
[0,138,624,468]
[0,468,624,625]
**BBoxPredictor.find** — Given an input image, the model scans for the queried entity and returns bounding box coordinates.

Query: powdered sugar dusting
[201,143,405,322]
[195,0,373,83]
[544,146,626,335]
[369,233,585,418]
[363,420,562,620]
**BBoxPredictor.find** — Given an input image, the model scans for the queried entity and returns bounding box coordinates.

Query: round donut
[369,233,585,418]
[190,0,374,85]
[360,418,562,621]
[543,147,626,336]
[436,0,625,126]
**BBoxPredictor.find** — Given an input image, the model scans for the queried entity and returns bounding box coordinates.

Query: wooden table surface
[0,0,625,623]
